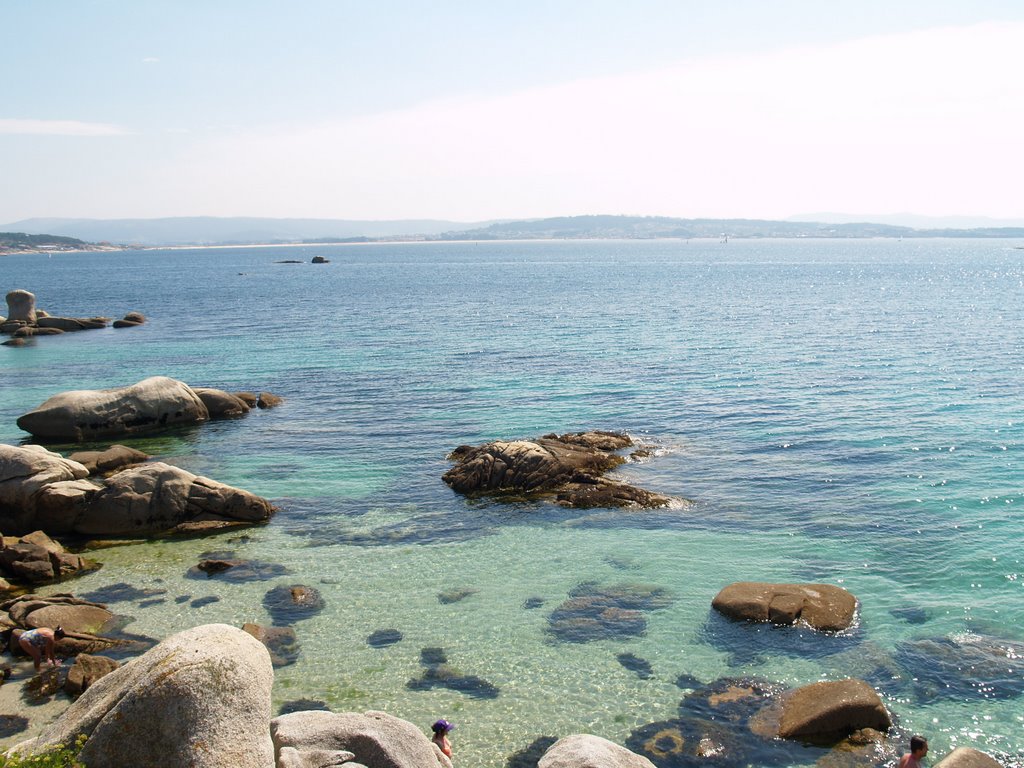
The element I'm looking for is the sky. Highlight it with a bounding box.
[3,1,1024,224]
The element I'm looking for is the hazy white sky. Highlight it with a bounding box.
[3,1,1023,223]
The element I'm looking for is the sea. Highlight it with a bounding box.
[1,238,1023,766]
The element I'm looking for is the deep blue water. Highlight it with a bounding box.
[2,239,1023,765]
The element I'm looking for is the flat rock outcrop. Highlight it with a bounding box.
[271,709,451,768]
[712,582,858,632]
[11,623,276,768]
[539,734,657,768]
[776,679,891,742]
[443,431,674,508]
[17,376,209,441]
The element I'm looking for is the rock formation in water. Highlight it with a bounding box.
[539,734,656,768]
[1,444,275,537]
[16,376,285,441]
[443,431,676,508]
[712,582,858,632]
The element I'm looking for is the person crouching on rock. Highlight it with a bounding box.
[431,719,454,758]
[19,626,65,671]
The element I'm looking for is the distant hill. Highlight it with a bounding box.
[0,216,488,246]
[2,215,1022,247]
[0,231,92,254]
[789,212,1024,229]
[435,215,1024,240]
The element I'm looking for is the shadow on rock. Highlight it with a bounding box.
[546,581,672,643]
[278,698,331,716]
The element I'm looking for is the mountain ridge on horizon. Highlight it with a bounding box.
[3,213,1024,246]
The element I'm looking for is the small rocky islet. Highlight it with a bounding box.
[1,289,144,346]
[0,337,1014,764]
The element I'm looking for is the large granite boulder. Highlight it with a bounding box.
[11,623,276,768]
[6,289,36,323]
[540,734,657,768]
[934,747,1003,768]
[47,462,276,536]
[0,444,90,523]
[271,710,451,768]
[712,582,858,632]
[776,679,891,742]
[3,593,128,658]
[16,376,210,441]
[443,431,674,509]
[1,442,274,536]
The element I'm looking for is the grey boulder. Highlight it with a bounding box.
[11,623,275,768]
[16,376,209,441]
[271,710,451,768]
[539,734,657,768]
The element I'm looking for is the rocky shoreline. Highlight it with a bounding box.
[0,301,1015,766]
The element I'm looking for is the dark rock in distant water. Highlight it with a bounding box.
[438,587,477,604]
[443,430,676,509]
[174,594,191,604]
[190,595,220,608]
[894,632,1024,701]
[311,255,330,264]
[278,698,331,716]
[276,260,304,264]
[192,387,251,419]
[262,584,325,625]
[367,628,403,648]
[523,596,545,609]
[113,311,146,328]
[712,582,858,632]
[137,597,165,608]
[506,735,559,768]
[546,581,672,643]
[617,652,654,679]
[257,391,283,409]
[408,645,500,699]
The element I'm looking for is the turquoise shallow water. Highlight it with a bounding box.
[1,239,1023,765]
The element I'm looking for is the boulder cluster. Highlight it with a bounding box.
[443,430,677,508]
[1,289,145,346]
[15,375,282,442]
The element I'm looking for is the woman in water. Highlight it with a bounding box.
[431,719,454,758]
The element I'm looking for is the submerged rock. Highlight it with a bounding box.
[367,628,403,648]
[443,431,676,509]
[438,587,477,604]
[893,632,1024,701]
[712,582,858,632]
[547,582,672,643]
[617,652,654,679]
[242,622,301,667]
[263,584,325,625]
[408,645,500,699]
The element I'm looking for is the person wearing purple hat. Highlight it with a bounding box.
[431,718,454,758]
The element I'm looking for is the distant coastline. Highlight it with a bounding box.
[3,213,1024,255]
